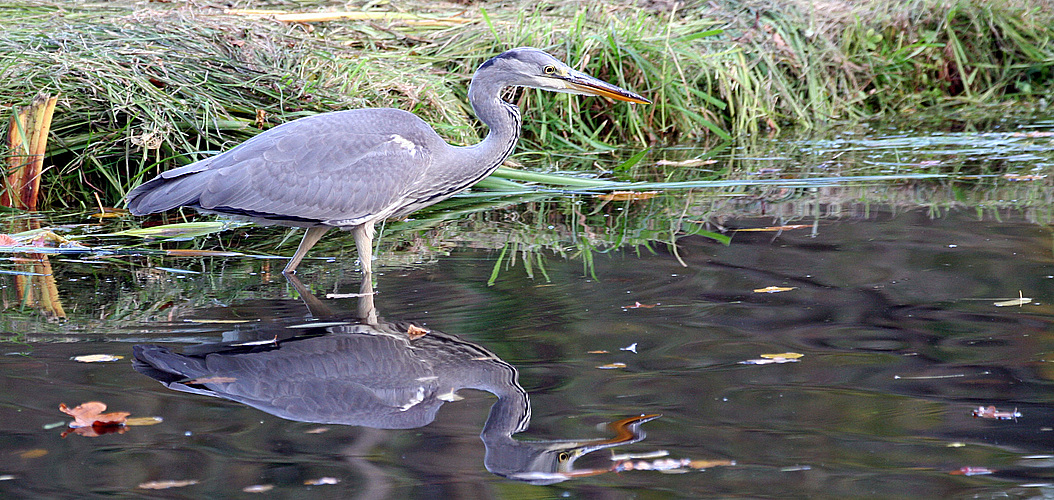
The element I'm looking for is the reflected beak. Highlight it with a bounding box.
[562,70,651,104]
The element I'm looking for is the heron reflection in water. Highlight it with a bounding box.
[133,277,657,484]
[126,48,649,274]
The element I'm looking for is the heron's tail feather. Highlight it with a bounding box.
[132,344,211,385]
[126,161,213,214]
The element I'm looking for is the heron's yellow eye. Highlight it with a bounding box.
[543,65,557,75]
[558,452,570,462]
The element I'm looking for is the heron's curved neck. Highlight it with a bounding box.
[465,75,522,173]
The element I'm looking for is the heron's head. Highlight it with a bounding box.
[476,47,650,104]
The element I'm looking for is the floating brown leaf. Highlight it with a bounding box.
[740,353,802,365]
[597,362,627,369]
[972,405,1021,420]
[689,459,736,469]
[407,324,429,340]
[753,286,797,293]
[59,401,129,429]
[124,417,164,427]
[72,354,123,363]
[138,479,199,489]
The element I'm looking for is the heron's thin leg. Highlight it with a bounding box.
[352,221,375,275]
[284,226,331,274]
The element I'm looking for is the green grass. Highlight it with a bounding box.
[0,0,1052,209]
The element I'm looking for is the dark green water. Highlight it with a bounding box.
[1,124,1053,498]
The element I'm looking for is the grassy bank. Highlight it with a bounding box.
[1,0,1053,209]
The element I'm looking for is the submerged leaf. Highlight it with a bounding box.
[19,449,48,459]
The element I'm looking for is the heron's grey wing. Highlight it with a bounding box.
[127,109,444,225]
[134,335,445,428]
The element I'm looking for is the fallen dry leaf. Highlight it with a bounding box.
[138,479,199,489]
[622,301,658,309]
[124,417,164,427]
[753,286,797,293]
[407,324,429,340]
[613,457,734,472]
[972,405,1021,420]
[595,191,659,201]
[72,354,124,363]
[597,362,627,369]
[243,484,274,493]
[740,353,802,365]
[0,234,16,246]
[587,350,610,354]
[689,459,736,469]
[59,401,129,428]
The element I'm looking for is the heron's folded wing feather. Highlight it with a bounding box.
[128,109,441,223]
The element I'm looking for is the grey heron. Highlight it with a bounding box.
[132,276,659,484]
[126,47,649,274]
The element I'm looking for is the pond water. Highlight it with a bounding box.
[1,123,1054,498]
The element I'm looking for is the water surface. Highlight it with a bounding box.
[1,124,1053,498]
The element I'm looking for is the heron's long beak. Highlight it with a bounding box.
[562,70,651,104]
